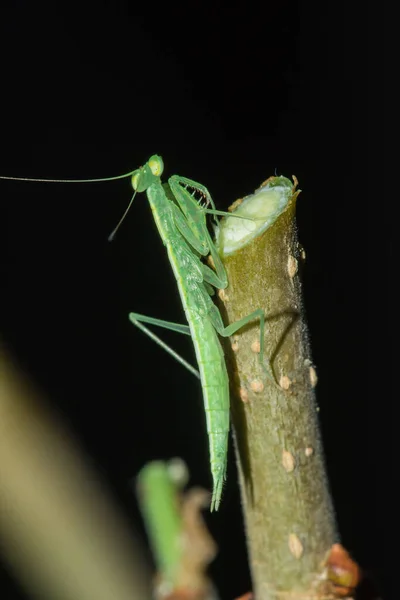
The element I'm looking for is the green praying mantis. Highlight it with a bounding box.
[1,155,269,511]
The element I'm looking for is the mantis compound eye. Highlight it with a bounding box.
[148,155,164,177]
[131,171,140,190]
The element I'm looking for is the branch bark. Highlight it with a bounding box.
[214,176,340,599]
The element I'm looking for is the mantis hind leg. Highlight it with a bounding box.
[129,313,200,379]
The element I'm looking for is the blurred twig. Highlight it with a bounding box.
[137,460,218,600]
[0,340,152,600]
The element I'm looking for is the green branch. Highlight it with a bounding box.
[137,460,218,600]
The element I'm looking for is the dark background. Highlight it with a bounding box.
[1,1,385,599]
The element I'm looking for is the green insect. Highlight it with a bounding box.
[1,156,267,511]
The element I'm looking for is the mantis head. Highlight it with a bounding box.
[109,155,164,241]
[131,155,164,192]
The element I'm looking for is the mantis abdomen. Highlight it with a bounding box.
[188,313,229,512]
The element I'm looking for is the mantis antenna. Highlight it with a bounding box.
[0,169,141,242]
[0,172,136,183]
[108,190,138,241]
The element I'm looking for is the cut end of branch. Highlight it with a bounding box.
[215,176,300,256]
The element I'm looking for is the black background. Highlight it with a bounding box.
[1,1,386,599]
